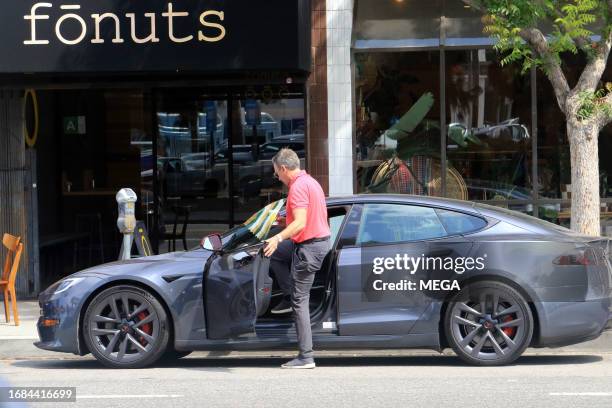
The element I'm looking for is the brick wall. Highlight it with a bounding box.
[306,0,329,194]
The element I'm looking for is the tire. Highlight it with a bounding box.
[444,280,533,366]
[83,285,171,369]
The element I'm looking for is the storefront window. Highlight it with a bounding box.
[36,89,153,287]
[444,2,490,46]
[230,97,305,223]
[352,0,611,232]
[445,49,533,212]
[355,51,442,195]
[354,0,441,48]
[155,91,230,253]
[154,90,305,253]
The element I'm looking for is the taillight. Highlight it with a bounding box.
[553,248,598,266]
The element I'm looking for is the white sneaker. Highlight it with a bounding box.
[281,358,316,369]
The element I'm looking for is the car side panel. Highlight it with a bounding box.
[337,238,472,336]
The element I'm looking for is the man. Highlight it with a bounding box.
[263,148,330,369]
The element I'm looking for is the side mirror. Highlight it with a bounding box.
[201,234,223,252]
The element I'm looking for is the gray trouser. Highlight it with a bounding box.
[270,238,330,361]
[270,240,295,297]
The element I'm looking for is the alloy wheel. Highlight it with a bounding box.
[87,292,160,364]
[449,289,528,361]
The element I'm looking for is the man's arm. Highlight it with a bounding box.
[263,208,307,257]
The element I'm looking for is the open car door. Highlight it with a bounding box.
[204,246,272,339]
[203,200,283,340]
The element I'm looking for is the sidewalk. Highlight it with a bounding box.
[1,300,611,360]
[0,300,39,340]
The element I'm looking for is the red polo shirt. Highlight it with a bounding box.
[286,170,330,243]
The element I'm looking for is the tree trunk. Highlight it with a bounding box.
[567,120,601,236]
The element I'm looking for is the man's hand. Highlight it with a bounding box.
[263,208,306,257]
[264,235,280,257]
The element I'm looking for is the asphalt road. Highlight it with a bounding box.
[1,352,612,408]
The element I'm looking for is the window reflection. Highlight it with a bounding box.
[355,51,442,196]
[354,0,441,47]
[446,49,533,213]
[156,95,230,253]
[231,98,305,223]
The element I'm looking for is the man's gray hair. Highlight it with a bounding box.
[272,148,301,170]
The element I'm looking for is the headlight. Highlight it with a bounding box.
[50,277,85,294]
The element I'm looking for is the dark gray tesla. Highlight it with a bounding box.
[35,195,612,368]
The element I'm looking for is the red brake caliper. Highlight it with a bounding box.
[502,315,517,337]
[137,311,152,346]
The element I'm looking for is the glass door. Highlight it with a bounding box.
[152,88,306,253]
[230,96,306,223]
[154,90,230,253]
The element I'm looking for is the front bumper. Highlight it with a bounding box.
[35,298,81,354]
[34,276,102,355]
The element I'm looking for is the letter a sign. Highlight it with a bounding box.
[63,116,86,135]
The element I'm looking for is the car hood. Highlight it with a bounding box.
[68,249,213,279]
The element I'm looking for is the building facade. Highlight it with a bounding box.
[331,0,612,229]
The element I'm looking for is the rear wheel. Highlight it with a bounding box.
[444,281,533,366]
[83,285,170,368]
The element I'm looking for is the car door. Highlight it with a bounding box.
[204,245,272,339]
[203,200,284,340]
[336,202,474,336]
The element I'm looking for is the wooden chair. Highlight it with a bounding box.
[1,234,24,326]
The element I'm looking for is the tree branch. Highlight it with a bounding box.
[519,27,571,114]
[596,92,612,129]
[574,29,612,95]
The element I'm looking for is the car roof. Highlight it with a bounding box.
[324,194,584,237]
[325,194,479,212]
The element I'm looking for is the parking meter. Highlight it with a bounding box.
[116,188,137,260]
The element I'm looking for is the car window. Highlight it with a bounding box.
[435,209,487,235]
[328,208,347,244]
[356,203,447,245]
[475,202,573,233]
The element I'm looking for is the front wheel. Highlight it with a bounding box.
[83,285,170,368]
[444,281,533,366]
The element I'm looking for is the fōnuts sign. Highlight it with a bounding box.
[0,0,311,74]
[24,3,226,46]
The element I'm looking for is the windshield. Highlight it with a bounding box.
[220,199,286,252]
